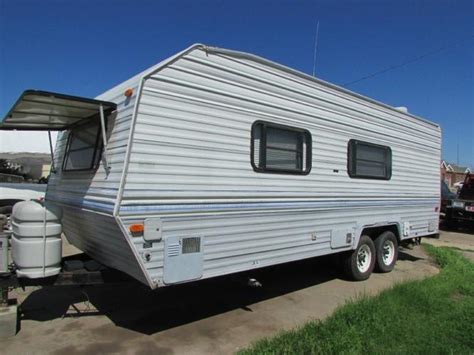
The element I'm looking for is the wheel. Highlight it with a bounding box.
[343,235,376,281]
[444,214,456,230]
[0,205,12,215]
[374,231,398,273]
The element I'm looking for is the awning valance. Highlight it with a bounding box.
[0,90,116,131]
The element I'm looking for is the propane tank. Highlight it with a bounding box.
[11,200,62,278]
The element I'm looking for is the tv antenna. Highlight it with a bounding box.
[312,21,320,77]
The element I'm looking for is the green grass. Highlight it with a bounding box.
[240,245,474,354]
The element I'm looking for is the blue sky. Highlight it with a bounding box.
[1,0,473,166]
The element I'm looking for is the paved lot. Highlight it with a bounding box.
[424,226,474,261]
[3,229,472,355]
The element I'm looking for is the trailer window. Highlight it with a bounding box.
[251,121,311,175]
[348,140,391,180]
[63,120,102,171]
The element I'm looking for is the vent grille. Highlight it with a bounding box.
[182,237,201,254]
[167,242,180,257]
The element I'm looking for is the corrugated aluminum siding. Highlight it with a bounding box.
[62,207,147,284]
[45,77,146,282]
[123,47,440,201]
[118,47,440,286]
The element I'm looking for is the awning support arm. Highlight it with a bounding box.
[48,131,56,174]
[99,104,110,176]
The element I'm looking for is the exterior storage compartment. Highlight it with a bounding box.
[11,201,62,278]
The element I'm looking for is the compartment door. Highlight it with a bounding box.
[163,235,204,284]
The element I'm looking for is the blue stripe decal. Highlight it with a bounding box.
[118,198,438,214]
[46,196,438,215]
[46,197,114,214]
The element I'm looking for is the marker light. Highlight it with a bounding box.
[124,88,133,97]
[129,223,144,234]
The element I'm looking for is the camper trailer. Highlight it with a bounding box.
[1,44,441,289]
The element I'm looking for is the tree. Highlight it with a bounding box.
[0,159,32,179]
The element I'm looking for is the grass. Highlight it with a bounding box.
[240,245,474,354]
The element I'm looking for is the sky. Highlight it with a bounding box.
[0,0,473,166]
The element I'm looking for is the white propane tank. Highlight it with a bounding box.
[11,200,62,278]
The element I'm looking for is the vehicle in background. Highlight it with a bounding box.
[445,173,474,228]
[453,181,464,193]
[0,182,46,213]
[441,180,456,214]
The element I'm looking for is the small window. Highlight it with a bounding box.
[63,120,103,171]
[348,139,391,180]
[251,121,312,175]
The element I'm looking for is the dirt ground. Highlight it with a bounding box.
[2,228,472,355]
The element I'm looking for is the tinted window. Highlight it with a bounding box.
[251,121,311,175]
[459,175,474,200]
[63,120,102,171]
[348,140,391,180]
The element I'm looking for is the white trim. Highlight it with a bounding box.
[113,77,145,217]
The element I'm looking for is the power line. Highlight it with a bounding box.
[343,35,474,87]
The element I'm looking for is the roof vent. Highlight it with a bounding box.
[395,106,408,113]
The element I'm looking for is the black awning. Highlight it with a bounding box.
[0,90,117,131]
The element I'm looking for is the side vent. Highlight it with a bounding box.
[167,242,180,257]
[182,237,201,254]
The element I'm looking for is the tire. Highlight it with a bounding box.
[444,214,456,231]
[0,205,13,215]
[343,235,376,281]
[374,231,398,273]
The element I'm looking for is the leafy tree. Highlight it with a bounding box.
[0,159,33,180]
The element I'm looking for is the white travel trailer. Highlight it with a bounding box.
[1,44,441,289]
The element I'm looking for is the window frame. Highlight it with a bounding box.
[250,120,312,175]
[347,139,392,180]
[62,118,104,172]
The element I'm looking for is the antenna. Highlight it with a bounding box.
[456,128,461,165]
[312,21,320,77]
[457,139,460,165]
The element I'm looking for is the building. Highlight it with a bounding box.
[441,160,471,188]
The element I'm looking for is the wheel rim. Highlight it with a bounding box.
[382,240,395,265]
[357,244,372,273]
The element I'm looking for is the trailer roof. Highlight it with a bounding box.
[201,46,440,129]
[131,44,439,129]
[0,90,117,131]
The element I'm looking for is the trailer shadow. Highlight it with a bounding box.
[19,247,430,336]
[20,254,340,335]
[398,250,424,262]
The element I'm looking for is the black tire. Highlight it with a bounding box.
[374,231,398,273]
[343,235,376,281]
[444,214,456,231]
[0,205,13,215]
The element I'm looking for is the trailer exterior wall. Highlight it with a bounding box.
[117,46,440,288]
[45,77,147,281]
[44,46,208,286]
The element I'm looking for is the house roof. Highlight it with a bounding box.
[441,161,472,173]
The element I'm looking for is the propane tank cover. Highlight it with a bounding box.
[11,201,63,278]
